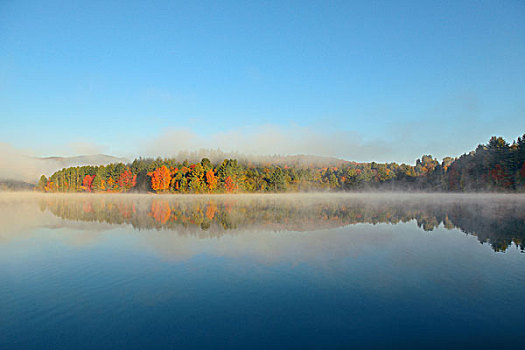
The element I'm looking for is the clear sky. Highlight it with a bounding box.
[1,0,524,163]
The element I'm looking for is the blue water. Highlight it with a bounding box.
[0,194,524,349]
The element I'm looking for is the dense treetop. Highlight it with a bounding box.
[37,134,525,193]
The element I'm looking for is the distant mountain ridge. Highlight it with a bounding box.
[37,154,128,168]
[0,154,128,184]
[0,179,34,191]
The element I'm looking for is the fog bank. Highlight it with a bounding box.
[0,143,127,182]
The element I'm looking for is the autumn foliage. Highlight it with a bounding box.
[224,176,237,193]
[81,175,96,192]
[37,134,525,193]
[117,170,137,191]
[206,170,218,192]
[148,165,171,192]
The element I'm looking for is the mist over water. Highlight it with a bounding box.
[2,192,524,254]
[1,192,524,349]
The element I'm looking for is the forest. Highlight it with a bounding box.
[36,134,525,193]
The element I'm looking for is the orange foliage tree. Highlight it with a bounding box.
[224,176,238,193]
[45,181,56,192]
[148,166,171,192]
[106,177,115,192]
[206,170,218,192]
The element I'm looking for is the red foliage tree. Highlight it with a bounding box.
[117,170,137,191]
[489,164,513,188]
[82,175,96,192]
[490,164,505,182]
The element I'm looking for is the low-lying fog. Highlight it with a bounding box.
[1,192,524,261]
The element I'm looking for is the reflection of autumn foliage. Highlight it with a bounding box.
[41,196,525,252]
[206,202,217,220]
[82,202,93,213]
[150,200,171,224]
[223,201,234,214]
[118,202,134,219]
[148,166,171,192]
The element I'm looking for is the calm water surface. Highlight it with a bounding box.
[1,193,524,349]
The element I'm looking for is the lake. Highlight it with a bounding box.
[1,193,524,349]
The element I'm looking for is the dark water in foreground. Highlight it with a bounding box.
[1,193,524,349]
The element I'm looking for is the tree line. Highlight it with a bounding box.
[37,134,525,193]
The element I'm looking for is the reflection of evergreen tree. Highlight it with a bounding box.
[41,196,525,252]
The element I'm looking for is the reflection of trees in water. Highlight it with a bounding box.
[40,196,525,252]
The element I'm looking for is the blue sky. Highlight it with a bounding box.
[1,0,524,163]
